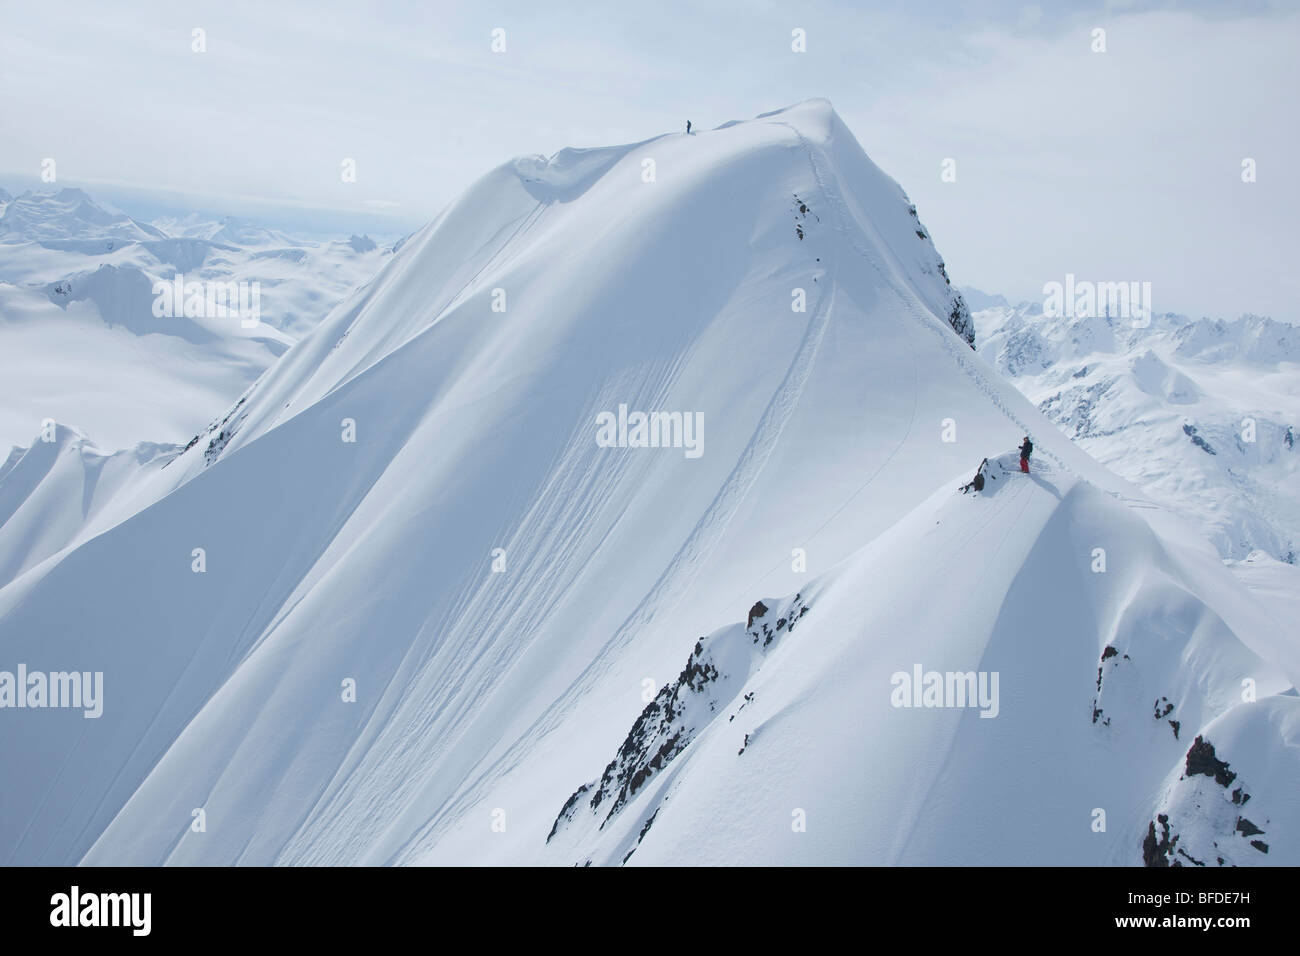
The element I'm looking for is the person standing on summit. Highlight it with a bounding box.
[1019,436,1033,473]
[686,120,692,134]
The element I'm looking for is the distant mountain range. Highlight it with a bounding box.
[967,290,1299,566]
[0,186,396,450]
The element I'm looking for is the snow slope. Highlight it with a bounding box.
[548,455,1297,866]
[973,301,1300,563]
[0,101,1294,867]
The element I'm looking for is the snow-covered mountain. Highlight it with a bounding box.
[148,211,297,247]
[0,188,393,450]
[0,188,164,242]
[1,101,1295,867]
[972,300,1299,565]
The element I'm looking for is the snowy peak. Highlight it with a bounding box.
[177,99,975,472]
[205,217,294,247]
[0,188,164,242]
[1173,314,1300,365]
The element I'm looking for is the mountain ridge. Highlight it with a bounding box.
[2,101,1294,867]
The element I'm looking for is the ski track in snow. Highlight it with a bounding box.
[276,208,833,863]
[382,149,842,863]
[274,369,680,864]
[431,199,551,327]
[387,112,1088,864]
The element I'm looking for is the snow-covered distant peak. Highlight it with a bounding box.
[1173,313,1300,365]
[979,303,1300,373]
[957,286,1010,312]
[147,212,292,247]
[0,188,165,242]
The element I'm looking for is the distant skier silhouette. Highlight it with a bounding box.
[686,120,692,134]
[1019,436,1033,473]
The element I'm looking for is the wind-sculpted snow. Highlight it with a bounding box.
[512,144,639,202]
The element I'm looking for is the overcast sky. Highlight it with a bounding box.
[2,0,1297,319]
